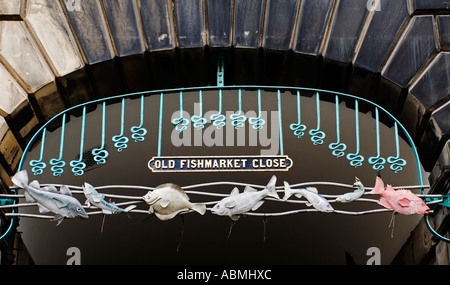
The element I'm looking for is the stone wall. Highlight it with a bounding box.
[1,0,450,264]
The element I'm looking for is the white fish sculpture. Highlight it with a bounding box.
[335,177,365,203]
[143,183,207,221]
[283,181,334,213]
[11,170,89,225]
[82,183,137,215]
[211,175,279,221]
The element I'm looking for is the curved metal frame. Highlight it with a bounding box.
[0,85,447,244]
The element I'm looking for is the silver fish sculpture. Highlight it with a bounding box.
[211,175,279,221]
[283,181,334,213]
[143,183,207,221]
[82,183,137,215]
[11,170,89,225]
[335,177,365,203]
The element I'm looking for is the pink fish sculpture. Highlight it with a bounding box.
[369,176,430,215]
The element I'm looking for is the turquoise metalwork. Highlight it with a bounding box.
[368,108,386,171]
[309,93,326,145]
[248,89,266,131]
[210,89,226,129]
[346,100,364,168]
[49,113,67,176]
[2,84,449,243]
[191,90,207,130]
[172,91,190,132]
[130,95,148,142]
[328,95,347,158]
[69,106,87,176]
[230,89,247,129]
[29,129,47,176]
[92,101,109,164]
[112,98,129,151]
[290,90,307,138]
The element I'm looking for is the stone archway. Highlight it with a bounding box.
[1,0,449,264]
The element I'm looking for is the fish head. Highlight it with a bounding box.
[68,203,89,219]
[143,191,160,205]
[82,183,96,195]
[210,202,226,216]
[323,203,334,213]
[353,177,365,191]
[416,199,430,214]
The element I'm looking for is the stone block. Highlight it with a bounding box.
[319,59,352,94]
[0,117,23,175]
[62,0,114,64]
[207,0,232,47]
[428,140,450,194]
[0,0,24,20]
[354,0,410,72]
[117,54,152,93]
[232,48,262,85]
[409,53,450,110]
[147,50,180,90]
[289,53,322,88]
[0,21,54,93]
[28,82,65,123]
[25,0,84,77]
[411,0,450,11]
[174,0,206,48]
[86,60,125,99]
[57,68,96,107]
[437,16,450,51]
[324,0,369,62]
[382,16,438,88]
[102,0,145,57]
[234,0,265,48]
[0,63,28,117]
[4,100,40,147]
[263,0,299,51]
[138,0,175,51]
[418,102,450,171]
[292,0,334,56]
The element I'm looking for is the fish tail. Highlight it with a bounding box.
[369,176,385,195]
[11,170,29,189]
[123,205,137,212]
[191,203,207,215]
[283,181,297,201]
[266,175,279,199]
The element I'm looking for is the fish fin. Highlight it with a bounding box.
[378,197,393,210]
[251,201,264,211]
[306,187,318,193]
[225,201,236,209]
[85,200,91,207]
[369,176,385,195]
[191,203,206,215]
[102,209,113,215]
[92,195,103,203]
[37,204,50,213]
[230,187,240,196]
[24,192,35,203]
[124,205,137,212]
[160,199,171,208]
[305,201,312,207]
[398,198,411,207]
[244,186,257,193]
[43,185,58,193]
[59,185,72,196]
[282,181,293,201]
[230,215,240,221]
[266,175,279,199]
[29,180,40,189]
[52,197,67,209]
[155,210,182,221]
[11,170,29,189]
[148,206,154,214]
[157,183,189,200]
[51,215,65,226]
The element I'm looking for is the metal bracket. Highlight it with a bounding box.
[217,57,224,87]
[0,199,14,206]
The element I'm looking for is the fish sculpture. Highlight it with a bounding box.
[82,183,137,215]
[368,176,430,215]
[283,182,334,213]
[211,175,279,221]
[143,183,207,221]
[11,170,89,225]
[336,177,365,203]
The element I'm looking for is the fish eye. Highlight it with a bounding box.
[77,207,82,212]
